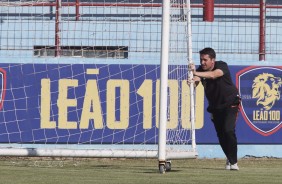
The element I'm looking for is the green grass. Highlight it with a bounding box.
[0,157,281,184]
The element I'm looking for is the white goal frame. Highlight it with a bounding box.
[0,0,198,162]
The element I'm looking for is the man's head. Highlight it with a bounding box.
[199,47,216,71]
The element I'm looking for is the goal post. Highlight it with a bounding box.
[158,0,197,172]
[186,0,197,151]
[158,0,170,165]
[0,0,200,163]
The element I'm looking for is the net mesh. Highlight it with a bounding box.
[0,0,201,158]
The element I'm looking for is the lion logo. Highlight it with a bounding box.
[252,73,282,110]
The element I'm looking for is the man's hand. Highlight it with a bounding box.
[187,76,201,87]
[188,63,196,74]
[187,77,194,86]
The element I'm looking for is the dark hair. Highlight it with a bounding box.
[199,47,216,59]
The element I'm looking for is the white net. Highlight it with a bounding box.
[0,0,201,158]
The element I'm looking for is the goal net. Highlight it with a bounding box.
[0,0,203,159]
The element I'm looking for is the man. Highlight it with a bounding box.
[188,47,240,170]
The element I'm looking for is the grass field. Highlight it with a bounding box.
[0,157,281,184]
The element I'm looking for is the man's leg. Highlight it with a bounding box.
[211,106,239,166]
[223,106,239,165]
[211,110,229,158]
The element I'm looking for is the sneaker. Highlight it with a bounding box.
[230,163,239,171]
[225,160,231,170]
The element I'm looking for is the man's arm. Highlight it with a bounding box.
[193,69,223,79]
[188,63,224,79]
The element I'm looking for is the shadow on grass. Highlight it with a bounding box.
[200,167,227,171]
[91,164,123,169]
[142,169,183,174]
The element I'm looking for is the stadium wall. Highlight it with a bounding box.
[0,62,281,158]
